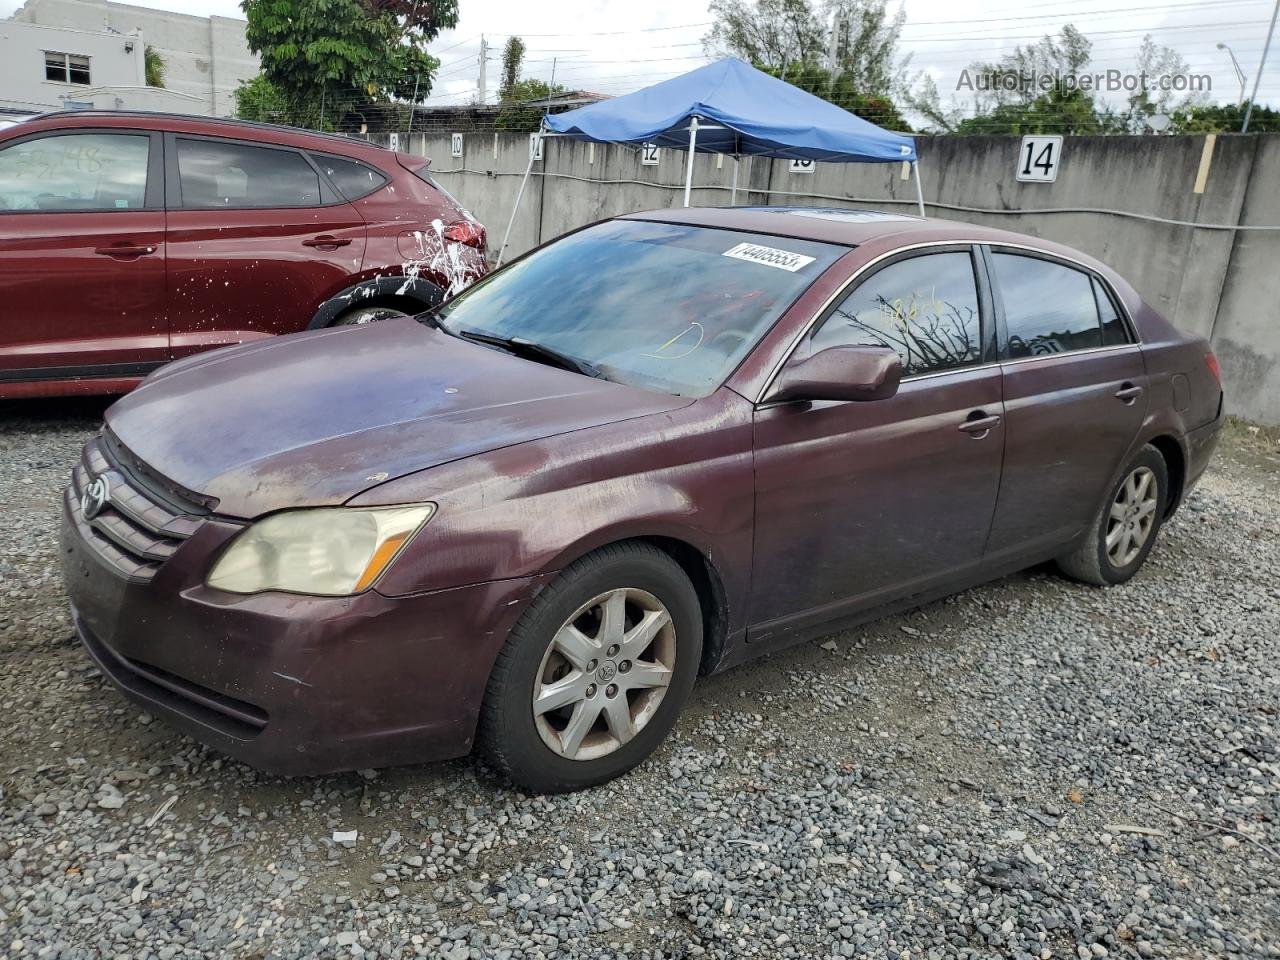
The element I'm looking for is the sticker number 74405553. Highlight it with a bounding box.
[721,242,817,272]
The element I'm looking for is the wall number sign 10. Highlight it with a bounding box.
[1017,136,1062,183]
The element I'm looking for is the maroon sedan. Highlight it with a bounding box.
[60,208,1223,792]
[0,110,485,399]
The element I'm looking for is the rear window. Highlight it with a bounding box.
[436,219,847,397]
[176,138,322,209]
[311,153,387,201]
[994,253,1105,358]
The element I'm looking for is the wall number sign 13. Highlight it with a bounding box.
[1017,136,1062,183]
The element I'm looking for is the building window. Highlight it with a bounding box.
[45,52,91,86]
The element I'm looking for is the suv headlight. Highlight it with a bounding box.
[206,505,435,596]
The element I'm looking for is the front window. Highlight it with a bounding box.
[45,52,91,85]
[434,220,846,397]
[0,133,149,211]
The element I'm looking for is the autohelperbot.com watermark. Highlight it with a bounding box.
[956,69,1212,95]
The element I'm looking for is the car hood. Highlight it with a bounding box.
[106,318,691,518]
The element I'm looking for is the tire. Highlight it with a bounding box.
[331,304,411,326]
[1055,444,1169,586]
[477,543,702,793]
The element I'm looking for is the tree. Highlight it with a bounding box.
[703,0,826,71]
[234,74,291,123]
[495,78,570,132]
[144,44,166,88]
[826,0,908,98]
[1171,101,1280,134]
[758,62,909,129]
[500,36,526,102]
[240,0,458,128]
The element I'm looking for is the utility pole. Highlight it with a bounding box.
[478,35,488,105]
[826,11,841,100]
[1243,0,1279,132]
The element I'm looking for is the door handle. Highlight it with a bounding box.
[1115,383,1144,404]
[94,243,157,259]
[958,412,1001,437]
[302,235,352,249]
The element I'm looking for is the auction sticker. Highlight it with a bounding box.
[722,242,816,272]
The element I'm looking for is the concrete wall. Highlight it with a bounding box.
[407,132,1280,425]
[11,0,259,117]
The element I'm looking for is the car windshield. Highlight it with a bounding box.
[434,219,847,397]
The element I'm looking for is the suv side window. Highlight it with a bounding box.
[993,253,1107,358]
[176,138,322,209]
[310,153,388,201]
[0,133,149,212]
[810,251,982,377]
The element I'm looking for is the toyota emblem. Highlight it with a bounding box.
[82,475,110,521]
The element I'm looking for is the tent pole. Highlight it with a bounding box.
[730,155,739,206]
[913,159,926,217]
[497,126,541,266]
[682,116,700,208]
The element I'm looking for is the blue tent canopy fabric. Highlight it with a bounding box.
[544,57,916,164]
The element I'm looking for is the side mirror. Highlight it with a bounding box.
[767,344,902,404]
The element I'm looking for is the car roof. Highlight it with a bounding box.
[622,205,1092,263]
[9,110,389,160]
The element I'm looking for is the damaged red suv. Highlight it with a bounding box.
[0,111,485,399]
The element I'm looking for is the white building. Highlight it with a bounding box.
[6,0,259,117]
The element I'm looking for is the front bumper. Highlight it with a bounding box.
[61,492,546,776]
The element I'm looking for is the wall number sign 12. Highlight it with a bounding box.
[1017,136,1062,183]
[640,143,660,165]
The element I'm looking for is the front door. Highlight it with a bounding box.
[749,247,1005,642]
[0,130,167,381]
[163,134,367,359]
[982,248,1148,559]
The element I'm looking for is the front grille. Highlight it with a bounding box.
[68,433,206,583]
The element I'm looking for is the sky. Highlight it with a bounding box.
[2,0,1276,115]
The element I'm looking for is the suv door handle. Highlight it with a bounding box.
[1115,383,1144,404]
[958,411,1001,437]
[94,243,157,259]
[302,235,352,249]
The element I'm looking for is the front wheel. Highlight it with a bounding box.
[1056,445,1169,586]
[331,304,411,326]
[477,544,702,793]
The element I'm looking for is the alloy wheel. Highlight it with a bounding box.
[532,588,677,761]
[1106,466,1158,567]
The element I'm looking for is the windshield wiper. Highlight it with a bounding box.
[455,329,607,380]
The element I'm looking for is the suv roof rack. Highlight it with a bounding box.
[28,109,388,150]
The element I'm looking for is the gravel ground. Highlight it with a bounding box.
[1,400,1277,960]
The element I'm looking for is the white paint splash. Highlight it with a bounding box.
[398,218,486,300]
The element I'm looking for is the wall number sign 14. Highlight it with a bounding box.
[1017,135,1062,183]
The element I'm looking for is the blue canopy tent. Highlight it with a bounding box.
[497,57,922,264]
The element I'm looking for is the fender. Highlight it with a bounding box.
[307,275,446,329]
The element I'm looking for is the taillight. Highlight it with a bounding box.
[443,220,486,249]
[1205,351,1222,386]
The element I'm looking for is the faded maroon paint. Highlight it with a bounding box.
[0,112,485,399]
[60,208,1225,775]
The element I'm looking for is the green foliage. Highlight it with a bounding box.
[953,86,1125,135]
[1170,101,1280,134]
[704,0,825,70]
[500,37,526,102]
[239,0,458,128]
[495,79,570,132]
[758,62,910,131]
[234,74,292,124]
[144,44,166,88]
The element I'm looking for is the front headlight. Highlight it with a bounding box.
[206,504,435,596]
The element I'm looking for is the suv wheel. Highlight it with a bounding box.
[332,305,411,326]
[477,544,702,793]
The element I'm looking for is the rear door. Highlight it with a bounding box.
[163,134,366,359]
[983,247,1148,559]
[0,129,168,381]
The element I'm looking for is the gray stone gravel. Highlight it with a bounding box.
[1,401,1278,959]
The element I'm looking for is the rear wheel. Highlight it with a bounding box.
[1056,445,1168,585]
[477,544,702,793]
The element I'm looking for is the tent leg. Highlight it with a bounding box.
[682,117,700,208]
[913,160,926,217]
[497,128,541,266]
[731,155,739,206]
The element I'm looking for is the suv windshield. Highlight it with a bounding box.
[434,219,847,397]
